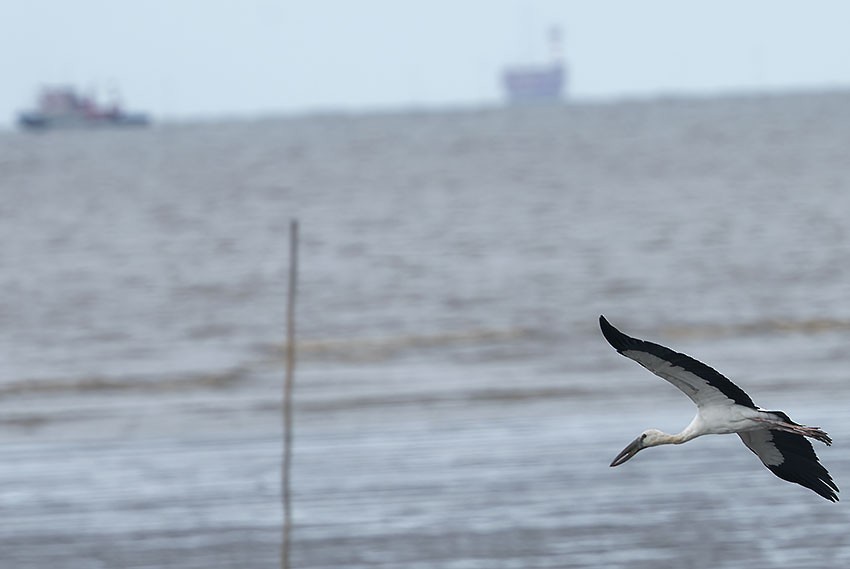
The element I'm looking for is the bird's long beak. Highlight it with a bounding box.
[610,436,643,467]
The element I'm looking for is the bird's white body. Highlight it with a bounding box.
[600,315,837,501]
[687,405,768,437]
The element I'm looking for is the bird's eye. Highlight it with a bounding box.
[641,434,647,440]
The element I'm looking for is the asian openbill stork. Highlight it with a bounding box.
[600,315,838,501]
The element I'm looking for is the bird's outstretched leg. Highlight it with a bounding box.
[753,415,832,446]
[783,423,833,446]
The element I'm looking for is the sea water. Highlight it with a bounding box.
[1,92,850,568]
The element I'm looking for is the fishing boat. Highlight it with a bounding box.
[17,86,150,130]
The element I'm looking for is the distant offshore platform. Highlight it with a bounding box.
[501,26,567,104]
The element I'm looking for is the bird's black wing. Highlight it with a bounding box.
[739,429,839,502]
[599,315,756,409]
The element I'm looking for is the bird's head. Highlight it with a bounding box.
[609,429,666,467]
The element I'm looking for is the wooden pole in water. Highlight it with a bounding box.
[282,219,298,569]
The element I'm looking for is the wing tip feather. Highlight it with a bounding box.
[599,315,629,352]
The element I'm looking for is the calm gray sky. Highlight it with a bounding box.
[3,0,850,126]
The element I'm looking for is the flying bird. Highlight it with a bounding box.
[600,315,838,501]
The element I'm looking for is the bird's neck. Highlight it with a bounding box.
[656,430,699,446]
